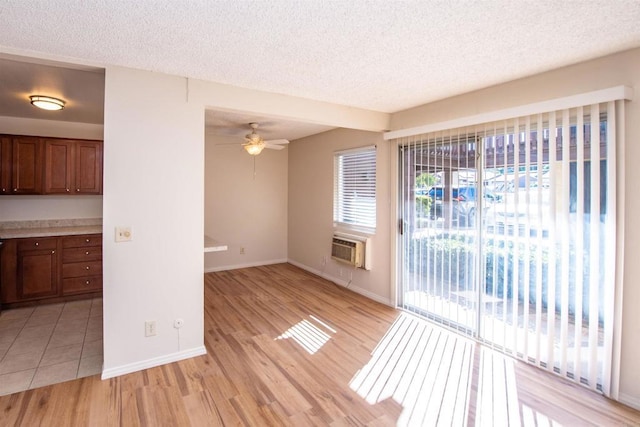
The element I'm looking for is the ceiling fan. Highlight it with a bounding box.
[242,123,289,155]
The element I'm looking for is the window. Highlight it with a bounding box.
[333,146,377,232]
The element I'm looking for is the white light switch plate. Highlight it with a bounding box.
[115,226,132,242]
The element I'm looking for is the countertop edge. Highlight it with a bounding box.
[0,226,103,239]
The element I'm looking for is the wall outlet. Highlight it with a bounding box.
[115,226,132,242]
[174,318,184,329]
[145,320,157,337]
[240,247,245,255]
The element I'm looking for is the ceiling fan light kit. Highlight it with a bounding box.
[244,142,265,155]
[29,95,66,111]
[240,122,289,156]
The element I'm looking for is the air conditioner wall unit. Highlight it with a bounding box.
[331,233,371,270]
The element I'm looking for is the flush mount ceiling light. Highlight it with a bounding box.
[29,95,65,111]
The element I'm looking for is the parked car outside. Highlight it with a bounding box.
[427,186,500,227]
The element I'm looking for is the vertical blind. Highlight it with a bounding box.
[395,100,620,395]
[333,146,377,230]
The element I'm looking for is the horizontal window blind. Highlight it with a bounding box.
[334,146,377,231]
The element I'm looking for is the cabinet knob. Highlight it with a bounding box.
[35,242,39,246]
[86,266,90,270]
[13,188,17,192]
[86,251,89,255]
[85,239,90,243]
[85,280,90,285]
[1,188,5,192]
[76,189,80,192]
[66,188,70,192]
[52,250,55,254]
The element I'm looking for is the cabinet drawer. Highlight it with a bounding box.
[62,246,102,263]
[17,237,57,251]
[62,260,102,278]
[62,276,102,295]
[62,234,102,248]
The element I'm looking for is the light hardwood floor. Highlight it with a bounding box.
[1,263,638,426]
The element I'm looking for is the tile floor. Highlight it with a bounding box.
[0,297,103,396]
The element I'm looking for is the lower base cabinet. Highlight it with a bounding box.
[61,234,102,295]
[17,237,59,299]
[0,233,102,307]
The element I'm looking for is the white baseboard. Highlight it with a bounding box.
[204,258,288,273]
[618,392,640,411]
[287,259,392,306]
[101,346,207,380]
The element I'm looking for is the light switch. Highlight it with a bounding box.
[115,226,132,242]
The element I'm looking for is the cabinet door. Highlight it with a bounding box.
[17,245,58,300]
[12,136,42,194]
[44,139,73,194]
[0,239,18,303]
[75,141,102,194]
[0,135,11,194]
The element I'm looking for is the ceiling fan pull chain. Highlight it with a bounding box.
[253,156,257,180]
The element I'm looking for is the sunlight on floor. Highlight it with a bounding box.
[275,315,335,355]
[349,312,564,426]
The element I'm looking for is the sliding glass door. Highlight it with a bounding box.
[398,103,616,392]
[399,134,480,334]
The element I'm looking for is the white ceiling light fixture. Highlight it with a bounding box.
[242,123,289,156]
[29,95,65,111]
[244,141,266,156]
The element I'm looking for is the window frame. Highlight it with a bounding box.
[333,145,377,234]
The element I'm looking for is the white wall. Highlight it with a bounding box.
[390,48,640,407]
[204,133,288,271]
[101,67,205,377]
[0,116,103,221]
[288,128,391,305]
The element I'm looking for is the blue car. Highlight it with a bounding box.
[427,186,500,226]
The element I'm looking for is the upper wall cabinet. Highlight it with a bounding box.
[4,136,43,195]
[44,139,103,194]
[0,135,11,194]
[0,134,103,196]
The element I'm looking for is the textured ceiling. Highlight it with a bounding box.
[205,110,333,141]
[1,1,639,115]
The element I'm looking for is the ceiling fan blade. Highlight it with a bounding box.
[265,144,285,150]
[264,139,289,145]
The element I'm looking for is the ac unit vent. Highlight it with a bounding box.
[331,236,364,268]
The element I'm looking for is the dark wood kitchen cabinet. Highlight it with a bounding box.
[0,134,102,196]
[44,138,103,195]
[0,134,43,195]
[16,237,59,300]
[0,135,10,194]
[0,234,102,308]
[61,234,102,295]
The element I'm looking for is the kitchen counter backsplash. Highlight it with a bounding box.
[0,218,102,239]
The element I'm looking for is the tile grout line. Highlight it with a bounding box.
[0,307,34,365]
[27,303,69,390]
[75,300,95,379]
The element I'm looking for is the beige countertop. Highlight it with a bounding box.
[0,219,102,239]
[204,235,228,252]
